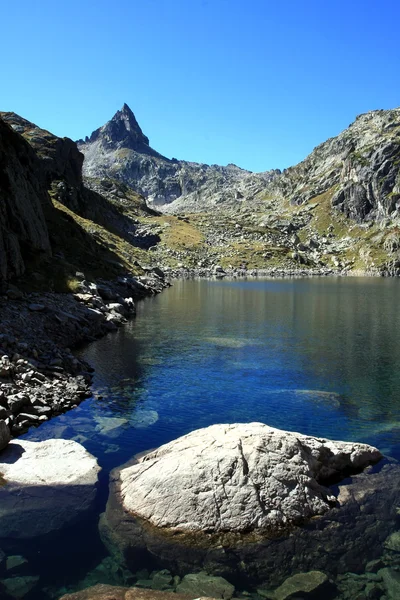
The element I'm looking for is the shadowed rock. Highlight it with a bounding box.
[60,583,216,600]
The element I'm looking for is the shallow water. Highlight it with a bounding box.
[7,277,400,597]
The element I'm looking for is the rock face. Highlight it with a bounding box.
[100,423,392,586]
[113,423,381,533]
[0,117,51,280]
[78,104,278,211]
[269,108,400,223]
[0,439,100,539]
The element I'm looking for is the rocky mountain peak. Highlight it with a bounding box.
[79,103,151,153]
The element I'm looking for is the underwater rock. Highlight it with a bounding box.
[95,416,129,438]
[1,575,39,599]
[384,531,400,552]
[0,439,100,539]
[59,583,216,599]
[100,422,389,586]
[268,571,333,600]
[130,409,159,428]
[176,572,235,599]
[379,568,400,599]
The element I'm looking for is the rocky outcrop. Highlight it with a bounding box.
[100,423,391,586]
[0,118,51,280]
[0,438,100,539]
[78,104,278,211]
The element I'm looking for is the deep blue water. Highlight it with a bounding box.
[10,277,400,596]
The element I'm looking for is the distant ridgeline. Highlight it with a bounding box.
[1,104,400,283]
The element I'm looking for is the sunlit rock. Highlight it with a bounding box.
[100,422,390,585]
[0,439,100,539]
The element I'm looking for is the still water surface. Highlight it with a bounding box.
[14,277,400,596]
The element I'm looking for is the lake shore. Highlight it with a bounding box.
[0,271,169,447]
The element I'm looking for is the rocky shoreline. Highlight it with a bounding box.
[0,269,169,447]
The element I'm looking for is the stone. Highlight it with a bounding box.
[28,303,45,312]
[0,439,100,539]
[130,409,159,428]
[151,569,173,590]
[384,531,400,552]
[0,421,10,450]
[1,575,39,598]
[6,555,28,573]
[366,560,385,573]
[94,416,129,438]
[59,583,215,600]
[100,423,393,586]
[177,572,235,599]
[379,568,400,599]
[272,571,332,600]
[6,394,29,414]
[115,423,381,533]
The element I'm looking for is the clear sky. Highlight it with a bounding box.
[2,0,400,172]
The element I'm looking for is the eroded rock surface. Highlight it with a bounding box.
[0,438,100,539]
[116,423,381,532]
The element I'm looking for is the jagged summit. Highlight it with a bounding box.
[78,103,161,156]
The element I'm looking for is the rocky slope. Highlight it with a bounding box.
[77,104,400,276]
[269,108,400,222]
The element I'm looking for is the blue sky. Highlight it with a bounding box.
[2,0,399,172]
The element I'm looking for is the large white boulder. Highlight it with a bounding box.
[100,422,389,586]
[118,422,381,532]
[0,438,100,539]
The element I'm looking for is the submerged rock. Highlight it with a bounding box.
[60,583,215,600]
[267,571,333,600]
[130,409,159,429]
[0,439,100,539]
[176,572,235,599]
[100,422,389,585]
[1,575,39,599]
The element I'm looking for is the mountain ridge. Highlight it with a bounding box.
[77,104,279,210]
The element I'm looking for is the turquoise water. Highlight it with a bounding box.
[8,277,400,597]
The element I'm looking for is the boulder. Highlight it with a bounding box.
[379,568,400,599]
[113,423,381,533]
[177,572,234,599]
[0,439,100,539]
[269,571,333,600]
[1,575,39,599]
[100,423,393,586]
